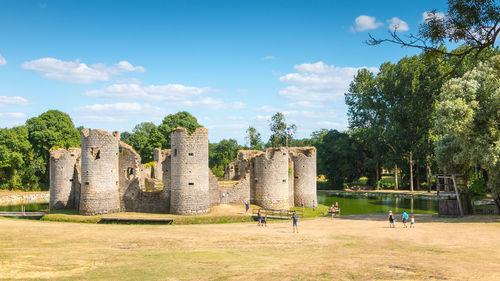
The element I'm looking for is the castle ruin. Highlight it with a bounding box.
[49,127,317,215]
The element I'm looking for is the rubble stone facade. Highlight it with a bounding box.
[170,127,210,215]
[79,129,121,215]
[49,126,317,215]
[49,147,81,209]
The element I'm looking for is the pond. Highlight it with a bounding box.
[0,203,49,212]
[317,191,438,215]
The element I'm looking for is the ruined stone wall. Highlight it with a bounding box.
[118,141,141,212]
[153,148,163,179]
[209,169,221,206]
[290,147,317,207]
[161,149,171,212]
[79,129,120,215]
[170,127,210,215]
[133,190,168,213]
[253,147,289,209]
[288,157,295,208]
[49,147,81,210]
[225,174,251,204]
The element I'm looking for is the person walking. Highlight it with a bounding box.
[257,210,262,226]
[292,211,299,233]
[388,210,395,228]
[312,200,316,211]
[402,210,408,228]
[245,202,249,214]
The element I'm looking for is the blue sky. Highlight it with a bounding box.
[0,0,448,143]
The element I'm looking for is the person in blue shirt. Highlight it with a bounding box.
[402,210,408,228]
[245,202,249,214]
[292,211,299,233]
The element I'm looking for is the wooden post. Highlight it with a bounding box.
[452,175,464,216]
[436,175,441,196]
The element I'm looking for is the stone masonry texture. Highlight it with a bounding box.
[170,127,210,215]
[79,129,121,215]
[49,147,81,210]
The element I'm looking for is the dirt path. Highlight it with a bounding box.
[0,214,499,280]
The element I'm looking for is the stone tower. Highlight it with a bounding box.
[79,129,121,215]
[49,147,81,210]
[290,147,317,207]
[253,147,290,209]
[170,127,210,215]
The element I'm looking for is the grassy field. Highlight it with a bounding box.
[1,213,499,280]
[41,204,330,224]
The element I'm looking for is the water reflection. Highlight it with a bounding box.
[318,191,437,215]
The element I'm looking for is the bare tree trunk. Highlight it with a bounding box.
[426,134,431,190]
[376,162,380,183]
[394,164,398,190]
[416,159,420,191]
[410,151,414,192]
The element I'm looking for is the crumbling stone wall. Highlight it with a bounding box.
[49,147,81,210]
[290,147,317,207]
[170,127,210,215]
[153,148,163,179]
[118,141,141,212]
[161,149,171,212]
[209,169,221,206]
[79,129,121,215]
[225,174,251,204]
[253,147,290,209]
[288,157,295,208]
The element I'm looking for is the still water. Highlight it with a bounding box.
[0,203,49,212]
[318,191,438,215]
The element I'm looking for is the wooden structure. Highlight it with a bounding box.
[252,207,304,220]
[435,174,471,216]
[0,211,48,218]
[99,217,175,224]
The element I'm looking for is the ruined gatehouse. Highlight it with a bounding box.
[49,127,317,215]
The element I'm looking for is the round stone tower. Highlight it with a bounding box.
[49,147,81,210]
[253,147,290,209]
[290,147,317,207]
[79,129,121,215]
[170,127,210,215]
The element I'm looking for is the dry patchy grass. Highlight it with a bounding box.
[0,214,499,280]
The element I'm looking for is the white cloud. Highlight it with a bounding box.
[22,58,145,83]
[0,54,6,66]
[263,56,275,60]
[0,112,27,119]
[286,101,323,108]
[387,17,409,32]
[278,61,378,102]
[0,112,27,127]
[73,102,168,124]
[0,96,28,105]
[283,110,337,119]
[85,83,209,101]
[351,15,383,32]
[421,11,446,23]
[74,102,150,113]
[257,105,281,112]
[175,97,247,110]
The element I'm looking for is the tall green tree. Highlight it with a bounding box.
[433,55,500,211]
[245,126,264,150]
[267,112,296,147]
[158,111,201,148]
[209,139,241,177]
[25,110,80,186]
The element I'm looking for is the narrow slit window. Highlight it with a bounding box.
[188,182,194,186]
